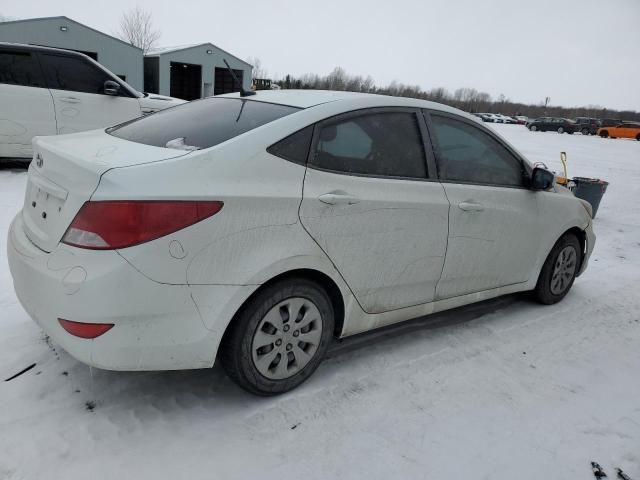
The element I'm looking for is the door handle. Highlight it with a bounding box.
[59,96,80,104]
[458,201,484,212]
[318,192,360,205]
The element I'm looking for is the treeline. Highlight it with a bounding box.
[274,67,640,122]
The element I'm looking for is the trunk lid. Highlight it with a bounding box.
[22,129,190,252]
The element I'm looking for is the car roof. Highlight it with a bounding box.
[217,89,474,119]
[0,41,87,56]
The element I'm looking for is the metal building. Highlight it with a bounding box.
[0,16,143,90]
[144,43,252,100]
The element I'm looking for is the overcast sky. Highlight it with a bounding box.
[3,0,639,111]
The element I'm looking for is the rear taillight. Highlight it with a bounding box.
[62,200,223,250]
[58,319,114,339]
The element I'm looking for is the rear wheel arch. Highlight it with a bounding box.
[220,269,346,352]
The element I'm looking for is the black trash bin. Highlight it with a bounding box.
[572,177,609,218]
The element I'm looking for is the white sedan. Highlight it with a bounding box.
[7,90,595,395]
[0,42,185,161]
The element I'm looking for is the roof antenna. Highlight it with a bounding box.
[223,59,255,97]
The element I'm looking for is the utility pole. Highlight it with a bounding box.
[544,97,550,116]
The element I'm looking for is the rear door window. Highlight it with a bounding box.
[109,98,300,150]
[0,50,46,88]
[310,111,428,178]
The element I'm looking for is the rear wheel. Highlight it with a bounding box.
[220,278,334,395]
[557,127,564,134]
[534,233,581,305]
[581,128,589,135]
[530,125,537,131]
[636,134,640,141]
[600,131,609,138]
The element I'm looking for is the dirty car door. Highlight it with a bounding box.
[299,108,450,314]
[38,52,141,135]
[0,48,56,158]
[426,111,540,299]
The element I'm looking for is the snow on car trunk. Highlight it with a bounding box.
[21,130,190,252]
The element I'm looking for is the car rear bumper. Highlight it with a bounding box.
[7,213,236,371]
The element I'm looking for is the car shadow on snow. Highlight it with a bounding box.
[53,292,530,412]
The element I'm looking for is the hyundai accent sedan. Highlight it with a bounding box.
[8,90,595,395]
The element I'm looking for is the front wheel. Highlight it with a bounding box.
[600,131,609,138]
[530,125,537,131]
[557,127,564,134]
[534,233,581,305]
[636,134,640,141]
[220,278,334,395]
[581,128,589,135]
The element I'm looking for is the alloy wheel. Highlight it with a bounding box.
[550,246,577,295]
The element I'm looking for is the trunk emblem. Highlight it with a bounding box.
[35,154,43,168]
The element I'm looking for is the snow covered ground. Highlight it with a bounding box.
[1,125,638,480]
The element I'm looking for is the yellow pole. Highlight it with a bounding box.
[560,151,568,180]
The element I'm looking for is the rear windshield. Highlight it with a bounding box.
[108,97,300,150]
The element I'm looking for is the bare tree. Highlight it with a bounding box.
[246,57,267,80]
[116,6,161,54]
[273,66,640,121]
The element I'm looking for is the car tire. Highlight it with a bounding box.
[557,127,564,134]
[220,278,335,396]
[530,125,537,131]
[600,131,609,138]
[636,134,640,141]
[534,233,581,305]
[581,128,589,135]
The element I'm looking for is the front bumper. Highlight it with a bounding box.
[578,219,596,276]
[7,213,245,371]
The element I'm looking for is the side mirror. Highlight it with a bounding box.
[530,167,555,191]
[104,80,121,96]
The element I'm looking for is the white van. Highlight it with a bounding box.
[0,42,185,161]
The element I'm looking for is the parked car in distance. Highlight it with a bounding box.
[601,118,622,128]
[527,117,578,134]
[574,117,601,135]
[514,115,529,125]
[8,90,595,395]
[597,122,640,140]
[495,114,517,124]
[0,42,186,161]
[477,112,500,123]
